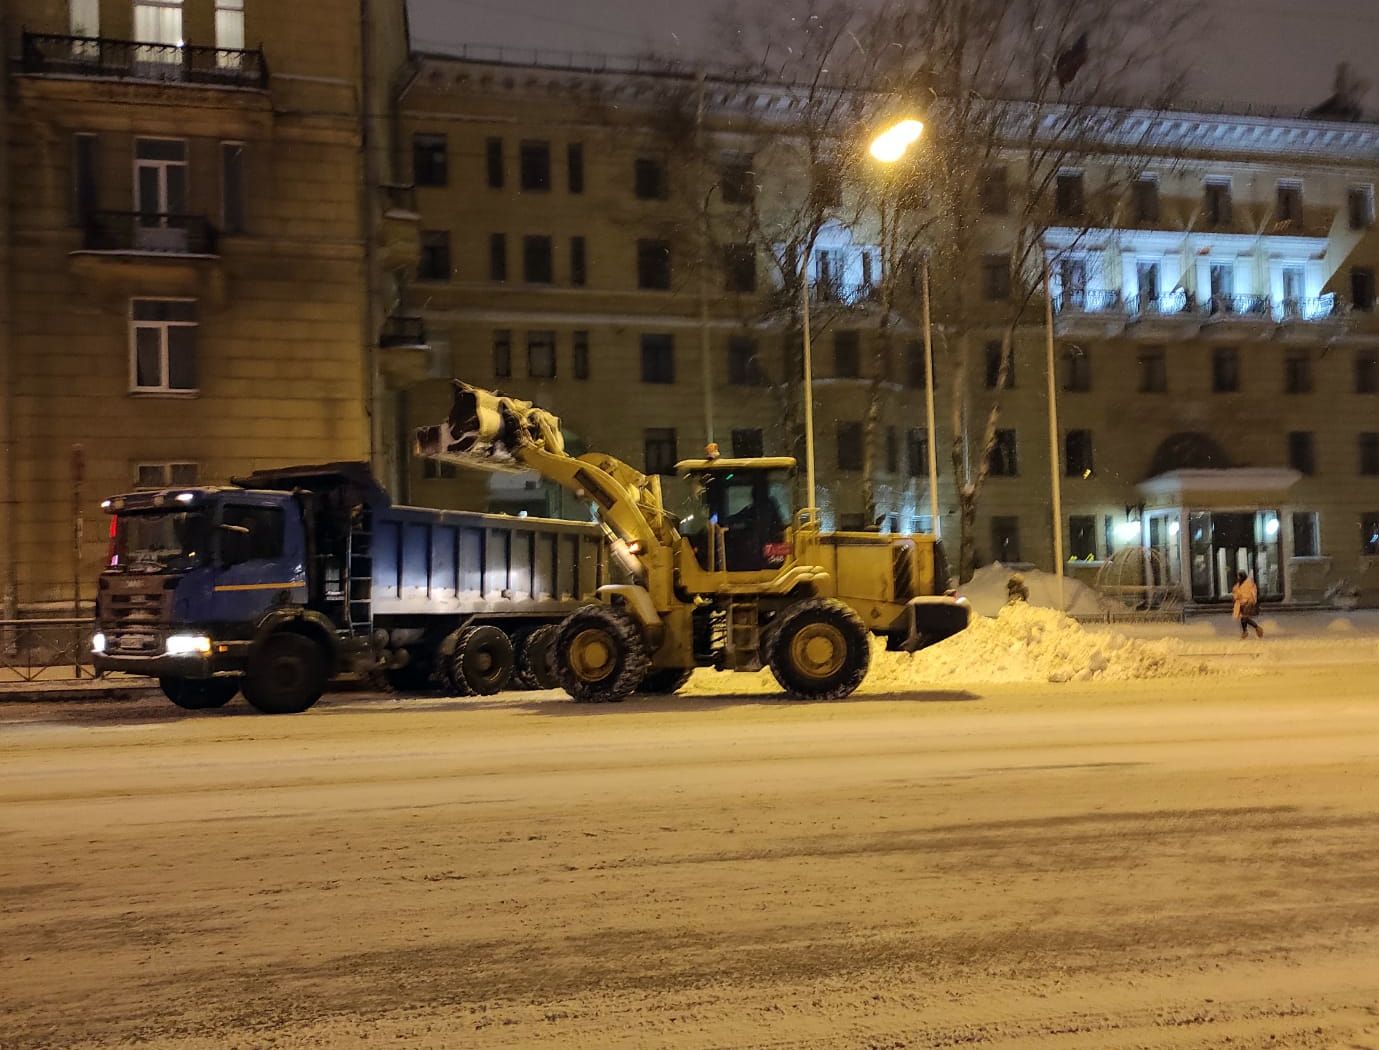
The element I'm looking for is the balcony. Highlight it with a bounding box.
[69,212,224,306]
[378,315,432,387]
[1199,293,1274,341]
[1052,289,1127,338]
[20,32,269,90]
[1125,290,1201,339]
[1274,295,1352,344]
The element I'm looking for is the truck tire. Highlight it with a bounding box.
[637,667,693,695]
[766,598,870,700]
[517,624,561,690]
[449,625,514,696]
[159,677,239,710]
[242,633,327,714]
[554,606,649,703]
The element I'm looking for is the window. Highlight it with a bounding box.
[645,428,678,475]
[1103,514,1116,557]
[910,515,934,535]
[70,0,99,36]
[1357,352,1379,394]
[1212,346,1239,393]
[984,340,1013,389]
[885,427,899,474]
[640,333,674,383]
[570,236,587,287]
[485,138,504,189]
[1361,432,1379,476]
[573,331,590,380]
[833,331,861,378]
[1364,513,1379,556]
[214,0,244,53]
[731,428,763,458]
[813,162,842,209]
[135,462,198,489]
[861,251,874,291]
[1349,185,1376,230]
[522,235,553,283]
[527,331,556,378]
[1284,349,1313,394]
[1352,267,1376,311]
[907,428,929,478]
[720,151,755,204]
[519,141,550,192]
[418,230,450,281]
[134,0,182,48]
[905,341,929,389]
[728,336,766,386]
[135,137,187,224]
[220,504,284,564]
[422,458,457,480]
[634,157,666,200]
[1065,429,1094,477]
[987,429,1018,477]
[1069,515,1097,560]
[982,254,1011,300]
[1132,175,1159,222]
[1288,431,1315,476]
[1058,257,1087,308]
[1209,262,1234,305]
[1055,171,1084,218]
[1204,178,1232,225]
[1136,260,1160,304]
[836,422,863,471]
[220,142,245,234]
[567,143,585,194]
[1292,512,1320,557]
[637,239,671,290]
[130,298,197,394]
[1138,347,1167,393]
[980,165,1008,214]
[73,133,98,228]
[412,133,447,187]
[991,516,1021,562]
[1276,180,1303,224]
[1063,346,1091,392]
[492,330,512,378]
[814,249,845,301]
[482,232,506,282]
[724,243,756,293]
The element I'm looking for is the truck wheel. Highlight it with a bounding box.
[450,625,514,696]
[160,677,239,710]
[554,606,649,703]
[637,668,693,695]
[517,624,561,690]
[242,633,327,714]
[766,598,870,700]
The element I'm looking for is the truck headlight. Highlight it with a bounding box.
[165,634,212,656]
[91,632,106,654]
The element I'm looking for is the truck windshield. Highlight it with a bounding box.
[110,511,211,572]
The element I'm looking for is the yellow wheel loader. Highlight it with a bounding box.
[415,381,969,702]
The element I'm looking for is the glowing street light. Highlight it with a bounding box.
[869,119,924,163]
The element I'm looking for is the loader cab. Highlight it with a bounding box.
[677,457,796,573]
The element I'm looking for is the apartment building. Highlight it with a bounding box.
[396,52,1379,605]
[0,0,412,611]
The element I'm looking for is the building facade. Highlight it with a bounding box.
[396,52,1379,605]
[0,0,414,611]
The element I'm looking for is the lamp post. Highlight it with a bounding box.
[866,118,937,538]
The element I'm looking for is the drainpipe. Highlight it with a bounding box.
[0,10,19,620]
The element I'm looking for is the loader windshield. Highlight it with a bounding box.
[109,510,212,572]
[691,468,792,572]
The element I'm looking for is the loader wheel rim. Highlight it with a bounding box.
[790,623,846,680]
[569,629,615,682]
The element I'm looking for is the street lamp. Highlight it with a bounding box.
[865,118,939,542]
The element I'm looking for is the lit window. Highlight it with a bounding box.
[130,298,197,394]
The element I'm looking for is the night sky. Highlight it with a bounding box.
[407,0,1379,115]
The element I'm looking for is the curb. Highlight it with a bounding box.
[0,680,157,703]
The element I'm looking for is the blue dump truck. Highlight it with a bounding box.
[92,462,606,713]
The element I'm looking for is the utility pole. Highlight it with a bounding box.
[921,257,940,541]
[694,72,715,449]
[1043,260,1066,610]
[0,4,18,623]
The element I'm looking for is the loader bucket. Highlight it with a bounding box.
[413,381,566,472]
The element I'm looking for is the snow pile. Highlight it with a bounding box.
[887,602,1211,685]
[956,562,1109,618]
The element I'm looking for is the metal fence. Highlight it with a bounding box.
[0,619,96,683]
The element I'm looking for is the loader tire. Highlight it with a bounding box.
[554,606,649,703]
[449,625,515,696]
[517,624,561,690]
[637,667,693,695]
[766,598,870,700]
[160,677,238,710]
[242,633,326,714]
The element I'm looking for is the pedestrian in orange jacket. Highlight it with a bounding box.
[1232,571,1263,639]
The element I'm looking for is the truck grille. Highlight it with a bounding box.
[97,575,175,652]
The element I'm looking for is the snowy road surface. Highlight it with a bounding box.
[3,666,1379,1049]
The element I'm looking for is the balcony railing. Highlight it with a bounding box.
[1053,289,1124,314]
[20,31,269,90]
[1275,295,1342,322]
[1125,289,1193,317]
[83,211,219,255]
[380,315,428,348]
[1204,293,1272,318]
